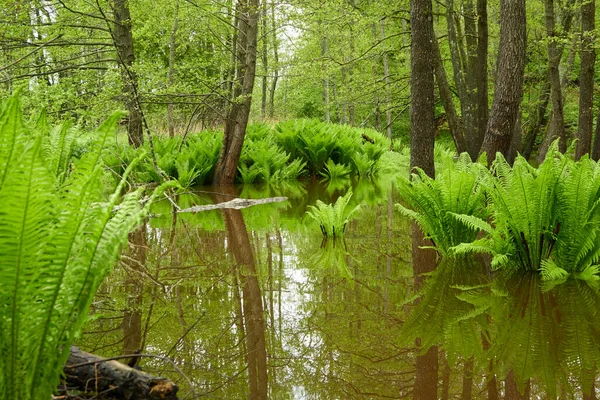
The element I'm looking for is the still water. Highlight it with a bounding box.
[80,178,600,399]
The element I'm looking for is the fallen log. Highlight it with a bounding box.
[60,346,179,400]
[178,196,288,213]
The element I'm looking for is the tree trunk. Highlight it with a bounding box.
[542,0,567,158]
[446,0,467,109]
[522,80,550,160]
[575,0,595,159]
[432,29,467,154]
[268,1,279,119]
[527,0,575,160]
[213,0,260,185]
[113,0,143,147]
[479,0,526,165]
[476,0,489,149]
[462,0,480,157]
[167,0,179,137]
[592,107,600,160]
[507,110,523,164]
[410,0,436,177]
[321,34,331,123]
[260,0,268,119]
[380,19,393,140]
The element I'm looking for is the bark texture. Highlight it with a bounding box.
[113,0,143,147]
[62,346,179,399]
[410,0,436,177]
[479,0,526,164]
[213,0,260,185]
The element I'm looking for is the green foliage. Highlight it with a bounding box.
[320,158,351,181]
[395,153,487,256]
[309,238,354,279]
[274,119,389,177]
[0,95,157,400]
[402,143,600,281]
[97,120,388,186]
[306,189,360,237]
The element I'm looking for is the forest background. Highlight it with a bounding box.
[1,0,598,172]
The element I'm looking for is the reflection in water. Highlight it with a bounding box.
[121,225,147,367]
[217,187,268,399]
[411,222,439,400]
[79,181,600,399]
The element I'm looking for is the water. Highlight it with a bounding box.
[79,178,600,399]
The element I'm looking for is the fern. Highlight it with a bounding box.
[320,158,351,181]
[306,188,360,237]
[396,152,487,256]
[0,95,157,400]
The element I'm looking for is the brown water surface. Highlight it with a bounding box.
[80,179,600,399]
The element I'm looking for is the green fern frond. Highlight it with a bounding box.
[449,213,493,233]
[0,96,151,400]
[306,189,359,237]
[540,259,569,282]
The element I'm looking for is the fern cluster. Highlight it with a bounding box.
[0,95,158,399]
[396,153,487,256]
[399,143,600,281]
[306,189,360,237]
[102,119,391,187]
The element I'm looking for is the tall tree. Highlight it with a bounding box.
[213,0,260,185]
[113,0,144,147]
[380,19,393,140]
[575,0,596,159]
[479,0,527,164]
[167,0,179,137]
[432,29,467,154]
[444,0,488,159]
[410,0,435,177]
[268,1,279,119]
[543,0,567,155]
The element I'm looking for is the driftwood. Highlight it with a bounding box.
[60,346,179,400]
[178,196,288,213]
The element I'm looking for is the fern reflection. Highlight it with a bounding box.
[404,257,600,398]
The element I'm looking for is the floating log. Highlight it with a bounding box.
[61,346,179,399]
[179,196,288,213]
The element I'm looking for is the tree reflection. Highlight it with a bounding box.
[121,224,147,367]
[217,187,268,399]
[411,222,439,400]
